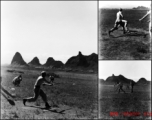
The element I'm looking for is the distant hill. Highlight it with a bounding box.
[43,57,64,68]
[11,51,97,70]
[105,74,134,85]
[101,74,151,85]
[133,6,149,10]
[28,57,41,66]
[86,53,98,68]
[65,51,98,70]
[137,78,151,85]
[11,52,27,66]
[100,6,149,10]
[100,79,105,84]
[65,52,89,67]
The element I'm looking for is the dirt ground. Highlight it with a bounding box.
[1,98,97,119]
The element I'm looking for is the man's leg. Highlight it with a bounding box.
[122,25,126,34]
[120,86,125,93]
[39,89,50,108]
[23,87,40,105]
[15,81,18,86]
[121,20,129,34]
[109,22,119,35]
[13,80,16,86]
[115,85,118,92]
[17,81,20,86]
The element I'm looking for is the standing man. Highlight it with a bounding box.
[130,80,135,93]
[23,71,53,109]
[117,82,126,93]
[109,8,129,35]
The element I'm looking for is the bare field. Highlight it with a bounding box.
[99,84,151,120]
[99,9,151,60]
[1,66,97,119]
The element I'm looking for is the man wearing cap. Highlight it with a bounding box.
[109,8,129,35]
[23,71,53,109]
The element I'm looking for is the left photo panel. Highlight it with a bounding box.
[1,1,98,119]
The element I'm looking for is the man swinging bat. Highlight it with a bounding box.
[23,71,53,109]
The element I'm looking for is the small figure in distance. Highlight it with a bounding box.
[117,82,126,93]
[109,8,129,35]
[130,80,136,93]
[12,75,22,87]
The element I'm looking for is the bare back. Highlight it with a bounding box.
[116,11,123,22]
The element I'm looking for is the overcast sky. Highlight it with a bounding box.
[99,1,151,9]
[99,61,151,81]
[1,1,97,65]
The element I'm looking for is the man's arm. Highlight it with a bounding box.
[120,12,123,19]
[43,79,53,86]
[43,83,53,86]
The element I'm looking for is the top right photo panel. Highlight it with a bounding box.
[99,1,151,60]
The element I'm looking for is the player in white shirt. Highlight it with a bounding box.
[23,71,53,109]
[109,8,129,35]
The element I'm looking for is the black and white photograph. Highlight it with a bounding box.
[99,61,151,119]
[1,1,98,119]
[1,0,152,119]
[99,1,151,60]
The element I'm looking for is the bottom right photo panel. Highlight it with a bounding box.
[99,61,151,119]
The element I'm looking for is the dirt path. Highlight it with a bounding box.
[1,97,96,119]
